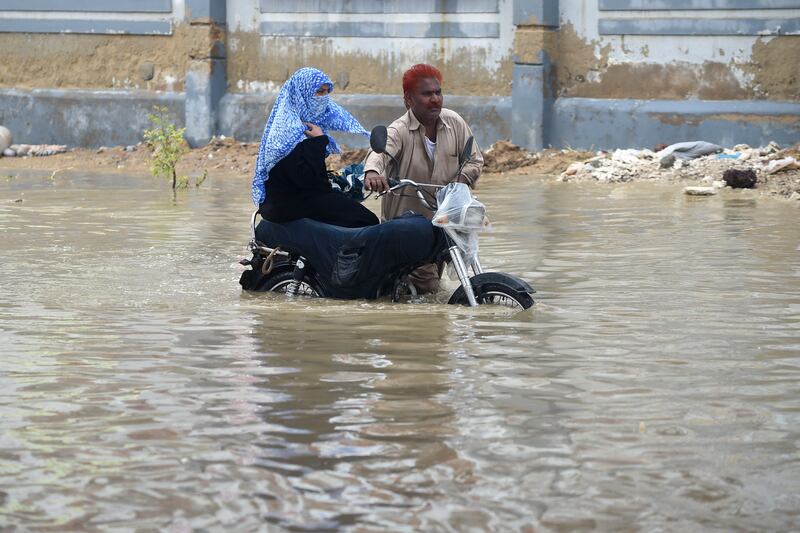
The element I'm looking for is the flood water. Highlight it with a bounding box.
[1,171,799,531]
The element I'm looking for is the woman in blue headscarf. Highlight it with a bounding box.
[251,67,379,228]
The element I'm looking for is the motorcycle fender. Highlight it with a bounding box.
[469,272,535,294]
[241,260,293,292]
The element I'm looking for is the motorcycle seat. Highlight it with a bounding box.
[254,214,445,298]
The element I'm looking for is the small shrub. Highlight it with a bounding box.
[143,106,188,190]
[195,169,208,188]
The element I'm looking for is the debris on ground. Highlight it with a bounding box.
[0,126,12,153]
[3,144,68,157]
[684,186,719,196]
[0,134,797,200]
[657,141,722,167]
[722,168,757,189]
[558,140,800,199]
[482,140,538,173]
[0,125,69,158]
[766,157,800,174]
[326,148,368,169]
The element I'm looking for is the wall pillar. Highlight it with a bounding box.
[512,0,559,151]
[184,0,227,147]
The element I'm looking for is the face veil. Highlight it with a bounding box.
[251,67,368,206]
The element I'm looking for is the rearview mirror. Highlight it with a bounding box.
[370,126,388,153]
[458,136,474,167]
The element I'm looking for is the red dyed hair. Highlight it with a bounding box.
[402,64,443,94]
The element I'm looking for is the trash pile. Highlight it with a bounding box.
[2,144,68,157]
[0,125,67,158]
[559,140,800,194]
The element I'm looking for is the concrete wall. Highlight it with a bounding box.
[0,0,226,146]
[513,0,800,149]
[0,0,187,92]
[225,0,513,96]
[0,0,798,151]
[558,0,800,101]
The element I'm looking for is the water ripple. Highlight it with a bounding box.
[1,176,798,530]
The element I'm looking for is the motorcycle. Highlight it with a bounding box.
[239,126,535,310]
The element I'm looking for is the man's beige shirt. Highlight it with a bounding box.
[364,108,483,221]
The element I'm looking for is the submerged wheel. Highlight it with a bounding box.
[448,276,534,311]
[391,276,419,302]
[257,270,323,297]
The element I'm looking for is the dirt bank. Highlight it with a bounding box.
[0,136,591,179]
[1,137,798,200]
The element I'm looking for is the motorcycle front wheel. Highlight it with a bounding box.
[257,270,324,297]
[448,273,534,310]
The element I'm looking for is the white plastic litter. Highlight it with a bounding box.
[612,148,654,164]
[684,186,718,196]
[432,182,489,261]
[766,157,800,174]
[6,143,67,157]
[0,126,11,153]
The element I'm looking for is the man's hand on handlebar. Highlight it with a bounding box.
[364,170,390,194]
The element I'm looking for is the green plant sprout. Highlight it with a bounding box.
[195,169,208,188]
[143,106,188,190]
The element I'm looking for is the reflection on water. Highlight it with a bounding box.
[1,173,799,530]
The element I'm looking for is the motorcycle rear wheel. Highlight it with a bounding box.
[448,281,534,310]
[257,270,323,297]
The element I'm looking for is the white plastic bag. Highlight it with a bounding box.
[431,183,489,261]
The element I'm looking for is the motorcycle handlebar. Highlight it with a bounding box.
[377,178,433,198]
[382,178,445,192]
[375,178,443,212]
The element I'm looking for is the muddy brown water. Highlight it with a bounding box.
[1,172,799,530]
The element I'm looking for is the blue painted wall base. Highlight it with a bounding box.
[550,98,800,150]
[0,88,183,148]
[0,88,797,152]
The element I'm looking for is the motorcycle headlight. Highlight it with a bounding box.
[462,204,486,229]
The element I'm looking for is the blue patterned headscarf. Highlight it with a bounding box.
[251,67,369,205]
